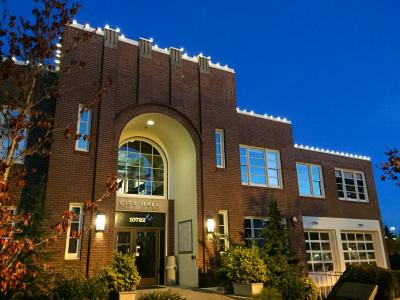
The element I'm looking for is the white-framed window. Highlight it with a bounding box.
[296,163,324,197]
[244,217,268,247]
[117,138,166,197]
[65,203,83,259]
[240,145,282,188]
[75,104,91,152]
[215,129,225,168]
[304,231,334,272]
[218,210,229,252]
[341,232,376,267]
[335,169,368,202]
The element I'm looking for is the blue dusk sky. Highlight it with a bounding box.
[9,1,400,229]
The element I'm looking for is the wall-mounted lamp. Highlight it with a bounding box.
[206,217,216,234]
[96,212,106,232]
[291,216,298,227]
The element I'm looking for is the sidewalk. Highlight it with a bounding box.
[135,286,242,300]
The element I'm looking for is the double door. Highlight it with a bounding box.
[116,228,162,286]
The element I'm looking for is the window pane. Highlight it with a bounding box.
[249,157,265,167]
[248,149,264,159]
[268,177,279,187]
[140,141,152,154]
[311,166,321,181]
[216,132,221,144]
[240,146,247,156]
[297,164,311,196]
[241,166,248,184]
[250,175,266,185]
[313,182,322,196]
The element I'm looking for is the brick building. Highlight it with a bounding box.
[42,23,388,287]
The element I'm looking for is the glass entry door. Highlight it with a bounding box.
[115,229,160,286]
[135,229,158,286]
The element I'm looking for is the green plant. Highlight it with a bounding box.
[50,272,108,300]
[252,287,282,300]
[328,264,399,300]
[138,289,185,300]
[220,246,268,283]
[99,251,141,293]
[263,255,317,300]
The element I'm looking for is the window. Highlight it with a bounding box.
[0,109,27,164]
[304,231,334,272]
[218,210,229,252]
[335,169,368,202]
[215,129,225,168]
[75,104,91,151]
[244,217,268,247]
[341,232,376,267]
[117,139,165,197]
[65,203,83,259]
[296,163,324,197]
[240,146,282,188]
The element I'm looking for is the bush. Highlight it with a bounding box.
[252,287,282,300]
[51,273,108,300]
[263,255,318,300]
[328,264,399,300]
[99,251,141,293]
[219,246,268,283]
[214,266,232,290]
[138,290,185,300]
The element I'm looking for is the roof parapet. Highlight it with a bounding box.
[68,21,234,73]
[236,107,291,124]
[294,144,371,161]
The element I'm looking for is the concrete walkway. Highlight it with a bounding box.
[135,286,239,300]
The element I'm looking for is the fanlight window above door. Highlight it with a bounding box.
[118,139,165,197]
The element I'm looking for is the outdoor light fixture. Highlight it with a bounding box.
[96,212,106,232]
[291,216,298,227]
[206,217,216,233]
[146,120,155,126]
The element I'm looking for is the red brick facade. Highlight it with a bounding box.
[43,24,388,285]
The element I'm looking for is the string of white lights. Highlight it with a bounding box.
[294,144,371,161]
[68,21,234,73]
[236,107,291,124]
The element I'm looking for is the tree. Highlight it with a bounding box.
[262,199,291,258]
[0,0,115,294]
[380,147,400,187]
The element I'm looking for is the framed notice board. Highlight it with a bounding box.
[178,219,193,253]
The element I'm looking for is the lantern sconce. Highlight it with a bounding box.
[291,216,298,227]
[96,212,106,232]
[206,217,216,234]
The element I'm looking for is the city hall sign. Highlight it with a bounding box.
[116,196,168,212]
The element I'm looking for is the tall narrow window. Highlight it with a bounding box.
[65,203,83,259]
[296,163,324,197]
[75,104,91,152]
[215,129,225,168]
[218,210,229,252]
[335,169,368,202]
[240,145,282,188]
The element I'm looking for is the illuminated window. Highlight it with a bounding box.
[65,203,83,259]
[304,231,334,272]
[341,232,376,267]
[218,210,229,252]
[118,139,165,197]
[75,104,91,152]
[240,146,282,188]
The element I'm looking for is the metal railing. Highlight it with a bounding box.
[308,271,343,299]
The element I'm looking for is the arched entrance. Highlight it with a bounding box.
[115,112,198,287]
